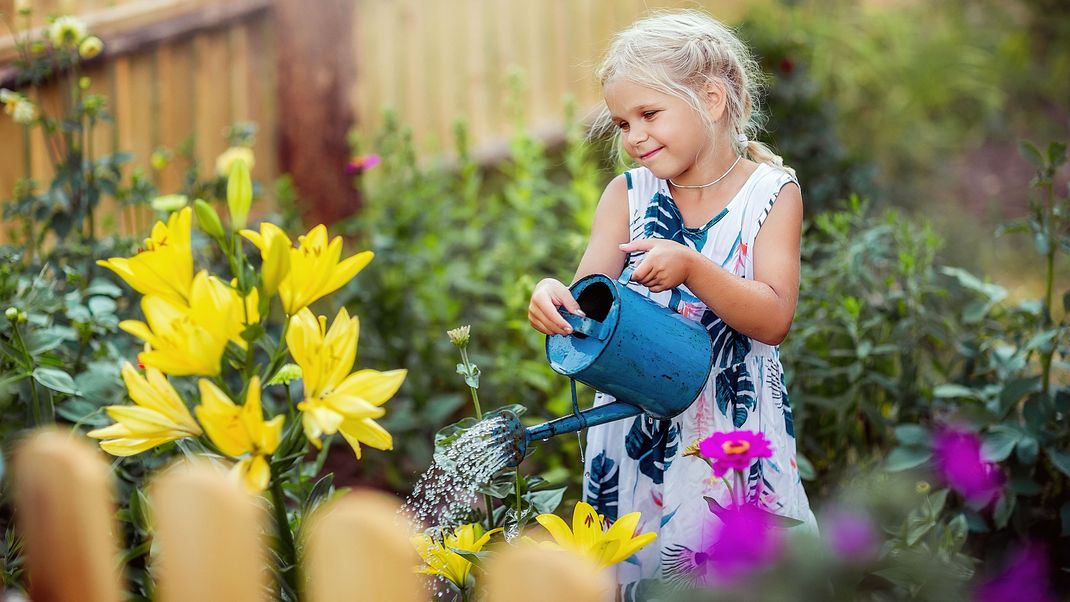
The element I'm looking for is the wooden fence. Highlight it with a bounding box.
[10,429,612,602]
[0,0,749,239]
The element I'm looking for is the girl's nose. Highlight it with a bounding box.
[626,126,648,147]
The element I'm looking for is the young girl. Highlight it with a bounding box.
[527,9,815,596]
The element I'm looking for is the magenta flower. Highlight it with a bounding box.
[976,545,1056,602]
[932,426,1004,506]
[346,153,381,174]
[699,430,773,478]
[699,502,784,586]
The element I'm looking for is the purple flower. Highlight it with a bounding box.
[823,508,879,564]
[699,430,773,478]
[699,502,784,586]
[932,426,1004,505]
[346,153,381,174]
[976,545,1056,602]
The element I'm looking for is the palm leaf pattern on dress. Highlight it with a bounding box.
[702,310,752,368]
[770,362,795,438]
[661,545,701,585]
[585,451,620,522]
[642,192,708,249]
[625,415,680,485]
[715,362,757,428]
[745,458,777,505]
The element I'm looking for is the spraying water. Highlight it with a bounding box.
[403,414,515,534]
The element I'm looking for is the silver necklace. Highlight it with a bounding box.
[668,155,742,189]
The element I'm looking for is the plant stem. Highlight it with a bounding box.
[11,322,50,425]
[459,347,482,419]
[1040,182,1056,397]
[269,463,299,596]
[720,476,737,507]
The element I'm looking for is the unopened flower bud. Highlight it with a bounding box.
[226,157,252,230]
[447,325,471,347]
[193,199,225,240]
[150,194,188,213]
[78,36,103,60]
[5,307,19,322]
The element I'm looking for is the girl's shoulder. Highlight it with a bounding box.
[622,166,662,197]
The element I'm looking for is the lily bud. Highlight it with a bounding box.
[193,199,225,240]
[261,231,292,299]
[226,158,252,230]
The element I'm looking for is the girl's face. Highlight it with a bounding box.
[604,77,721,181]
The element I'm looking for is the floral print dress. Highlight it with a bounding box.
[581,163,816,598]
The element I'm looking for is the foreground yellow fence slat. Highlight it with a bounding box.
[13,430,122,602]
[9,429,614,601]
[152,461,269,602]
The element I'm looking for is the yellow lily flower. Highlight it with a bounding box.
[411,524,501,590]
[195,377,284,492]
[87,362,202,456]
[97,207,194,308]
[286,307,406,459]
[241,222,372,315]
[120,272,246,376]
[534,502,657,569]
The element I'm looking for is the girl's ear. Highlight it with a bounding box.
[703,81,728,122]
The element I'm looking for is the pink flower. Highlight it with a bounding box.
[976,545,1056,602]
[699,430,773,478]
[699,502,784,586]
[932,426,1004,506]
[346,153,381,174]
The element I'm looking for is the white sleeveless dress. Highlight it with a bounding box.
[581,163,816,598]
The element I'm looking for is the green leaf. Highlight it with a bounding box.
[894,425,931,447]
[524,486,566,515]
[905,507,935,546]
[796,452,816,481]
[999,377,1041,415]
[1015,436,1039,465]
[944,513,968,552]
[85,278,123,298]
[55,399,108,427]
[302,474,334,517]
[884,446,932,472]
[32,367,79,395]
[982,426,1021,462]
[1019,140,1044,168]
[1048,449,1070,479]
[87,296,117,317]
[933,384,981,400]
[993,493,1015,529]
[1047,141,1067,169]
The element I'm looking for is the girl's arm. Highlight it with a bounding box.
[621,183,803,345]
[528,174,629,335]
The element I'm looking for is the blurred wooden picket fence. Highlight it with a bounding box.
[0,0,748,240]
[9,430,610,601]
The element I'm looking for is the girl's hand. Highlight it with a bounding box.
[619,239,698,293]
[528,278,585,336]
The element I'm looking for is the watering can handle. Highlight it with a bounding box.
[618,266,636,285]
[558,311,609,341]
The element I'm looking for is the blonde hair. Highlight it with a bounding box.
[592,10,793,177]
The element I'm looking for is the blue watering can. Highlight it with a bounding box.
[497,267,714,467]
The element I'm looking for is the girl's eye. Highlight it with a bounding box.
[642,111,658,119]
[617,121,630,131]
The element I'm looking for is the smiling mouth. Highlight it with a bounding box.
[638,147,663,161]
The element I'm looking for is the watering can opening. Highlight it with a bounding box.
[571,281,615,340]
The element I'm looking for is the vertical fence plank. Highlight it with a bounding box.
[304,490,423,602]
[152,462,269,602]
[246,11,278,186]
[193,30,231,179]
[13,430,123,602]
[155,37,195,195]
[481,546,612,602]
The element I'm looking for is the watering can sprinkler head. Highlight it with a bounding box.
[492,409,528,469]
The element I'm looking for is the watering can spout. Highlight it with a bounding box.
[497,402,643,468]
